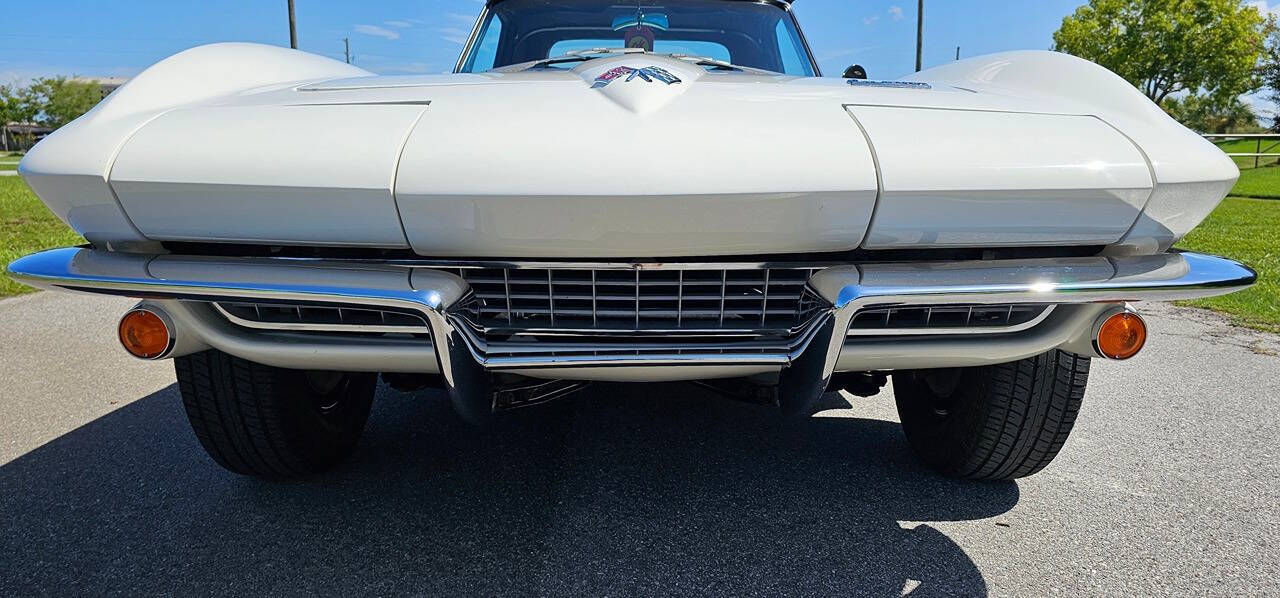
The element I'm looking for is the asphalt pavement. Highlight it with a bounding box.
[1,291,1278,596]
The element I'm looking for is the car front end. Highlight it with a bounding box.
[6,0,1257,480]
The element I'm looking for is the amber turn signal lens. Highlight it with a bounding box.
[118,309,172,359]
[1096,311,1146,360]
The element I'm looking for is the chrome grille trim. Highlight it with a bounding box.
[453,311,833,364]
[214,302,431,334]
[847,304,1055,336]
[451,266,827,334]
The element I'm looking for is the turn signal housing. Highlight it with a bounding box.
[1095,311,1146,360]
[118,309,173,360]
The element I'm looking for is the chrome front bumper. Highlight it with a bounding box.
[7,248,1256,388]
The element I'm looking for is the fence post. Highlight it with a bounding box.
[1257,137,1262,169]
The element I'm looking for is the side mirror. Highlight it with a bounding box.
[843,64,867,79]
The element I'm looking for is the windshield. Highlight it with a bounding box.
[458,0,817,76]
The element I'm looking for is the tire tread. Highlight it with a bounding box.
[895,349,1090,481]
[175,350,372,477]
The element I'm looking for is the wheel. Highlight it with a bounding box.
[892,349,1090,481]
[174,349,376,477]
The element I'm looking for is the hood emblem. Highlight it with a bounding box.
[847,79,932,90]
[592,65,682,89]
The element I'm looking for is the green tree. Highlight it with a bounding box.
[1052,0,1273,107]
[0,84,40,150]
[0,84,37,123]
[1164,94,1261,132]
[26,77,100,128]
[1260,29,1280,131]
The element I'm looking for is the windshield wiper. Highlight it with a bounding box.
[496,49,776,76]
[499,48,648,72]
[665,54,775,75]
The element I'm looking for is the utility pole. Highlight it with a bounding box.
[955,46,960,61]
[287,0,298,49]
[343,38,351,64]
[915,0,923,72]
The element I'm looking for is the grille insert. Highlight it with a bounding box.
[453,267,827,333]
[215,302,430,333]
[848,304,1054,335]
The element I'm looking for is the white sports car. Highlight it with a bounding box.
[9,0,1256,480]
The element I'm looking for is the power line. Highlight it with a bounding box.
[0,46,182,56]
[0,32,219,42]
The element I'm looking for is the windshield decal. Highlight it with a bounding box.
[592,66,683,89]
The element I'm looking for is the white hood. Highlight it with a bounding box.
[20,44,1236,257]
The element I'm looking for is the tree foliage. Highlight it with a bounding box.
[0,84,37,125]
[0,84,40,149]
[1260,29,1280,131]
[1163,94,1261,132]
[0,77,100,129]
[1052,0,1273,107]
[24,77,101,129]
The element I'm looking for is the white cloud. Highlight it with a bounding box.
[863,15,880,26]
[888,6,904,21]
[447,12,477,24]
[1249,1,1280,17]
[354,24,400,40]
[436,27,471,45]
[383,20,413,29]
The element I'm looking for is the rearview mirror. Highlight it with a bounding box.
[843,64,867,79]
[611,13,670,31]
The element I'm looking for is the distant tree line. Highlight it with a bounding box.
[1053,0,1280,133]
[0,77,101,149]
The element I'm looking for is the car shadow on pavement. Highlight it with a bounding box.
[0,382,1018,596]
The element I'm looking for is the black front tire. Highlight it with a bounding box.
[893,349,1090,481]
[174,349,376,478]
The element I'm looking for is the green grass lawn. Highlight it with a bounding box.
[1,177,84,297]
[1208,138,1280,197]
[0,163,19,171]
[1229,165,1280,199]
[1174,197,1280,333]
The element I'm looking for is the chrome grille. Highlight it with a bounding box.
[848,304,1054,335]
[215,302,430,333]
[453,267,826,333]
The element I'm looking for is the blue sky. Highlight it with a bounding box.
[2,0,1090,83]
